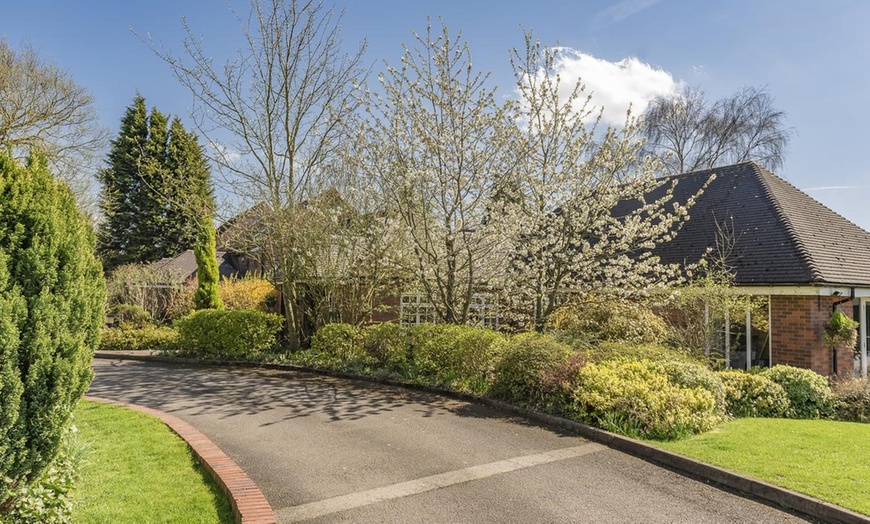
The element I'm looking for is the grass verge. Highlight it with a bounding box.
[655,418,870,516]
[71,400,234,524]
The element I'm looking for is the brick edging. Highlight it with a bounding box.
[93,352,870,524]
[84,395,276,524]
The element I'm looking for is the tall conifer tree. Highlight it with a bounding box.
[97,96,215,270]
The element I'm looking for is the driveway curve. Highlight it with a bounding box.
[89,358,811,524]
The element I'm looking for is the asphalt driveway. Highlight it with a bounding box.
[89,358,811,523]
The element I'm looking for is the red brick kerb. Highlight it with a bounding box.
[85,395,276,524]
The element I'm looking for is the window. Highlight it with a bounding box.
[400,293,438,326]
[468,293,499,328]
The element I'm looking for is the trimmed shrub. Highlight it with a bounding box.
[832,377,870,423]
[108,304,152,328]
[717,371,790,418]
[220,277,279,312]
[410,324,505,392]
[310,323,366,364]
[489,333,577,410]
[760,365,835,419]
[549,299,669,345]
[589,341,704,365]
[175,309,282,359]
[659,360,727,415]
[98,327,179,353]
[573,359,722,440]
[361,323,410,368]
[0,154,105,512]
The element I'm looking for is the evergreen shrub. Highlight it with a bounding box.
[361,323,409,368]
[489,333,577,410]
[760,365,834,419]
[309,323,365,364]
[98,327,179,353]
[175,309,281,359]
[0,154,104,512]
[717,371,791,418]
[832,377,870,423]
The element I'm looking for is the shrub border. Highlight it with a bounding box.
[85,394,276,524]
[93,351,869,524]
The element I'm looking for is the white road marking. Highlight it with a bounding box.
[276,442,605,522]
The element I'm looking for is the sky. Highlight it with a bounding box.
[4,0,870,228]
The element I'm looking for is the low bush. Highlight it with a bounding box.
[549,299,669,345]
[489,333,578,411]
[309,323,367,365]
[220,277,279,312]
[411,324,505,393]
[717,371,791,418]
[175,309,283,359]
[98,326,179,352]
[573,359,721,440]
[832,377,870,423]
[760,365,834,419]
[108,304,152,328]
[361,323,410,368]
[659,360,727,415]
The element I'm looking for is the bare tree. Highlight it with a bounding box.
[362,21,517,324]
[148,0,367,348]
[506,34,708,331]
[0,39,108,211]
[643,85,792,174]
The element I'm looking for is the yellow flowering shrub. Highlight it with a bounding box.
[220,277,279,312]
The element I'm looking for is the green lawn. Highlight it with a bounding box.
[655,418,870,516]
[72,401,234,524]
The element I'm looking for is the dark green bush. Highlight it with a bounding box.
[760,365,834,419]
[410,324,505,392]
[0,154,105,512]
[309,323,366,364]
[98,327,179,352]
[717,371,790,418]
[832,377,870,423]
[361,323,410,368]
[175,309,282,359]
[108,304,152,328]
[489,333,577,410]
[573,358,722,440]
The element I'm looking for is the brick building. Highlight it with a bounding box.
[627,162,870,377]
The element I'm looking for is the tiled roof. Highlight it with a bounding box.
[151,249,237,284]
[620,162,870,287]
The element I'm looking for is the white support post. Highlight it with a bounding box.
[725,309,731,368]
[704,302,711,359]
[861,298,867,378]
[746,307,752,370]
[768,295,773,367]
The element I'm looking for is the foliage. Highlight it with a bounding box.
[0,154,105,512]
[363,21,516,325]
[361,323,410,368]
[71,401,233,523]
[760,365,835,419]
[489,333,578,411]
[309,323,366,364]
[642,85,792,175]
[193,220,223,310]
[573,359,722,440]
[0,427,88,524]
[717,370,791,418]
[220,277,278,312]
[658,360,727,415]
[98,326,179,353]
[150,0,367,350]
[0,39,107,214]
[584,341,704,365]
[831,377,870,423]
[823,310,859,351]
[409,324,506,393]
[175,309,282,359]
[503,34,704,331]
[548,298,669,345]
[657,418,870,516]
[97,95,215,270]
[105,263,185,323]
[107,304,152,328]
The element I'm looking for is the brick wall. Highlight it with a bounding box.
[770,295,855,376]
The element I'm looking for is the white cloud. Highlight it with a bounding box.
[803,185,868,191]
[595,0,662,25]
[207,140,242,165]
[526,48,681,127]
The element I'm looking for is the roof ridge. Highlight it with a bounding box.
[752,163,824,282]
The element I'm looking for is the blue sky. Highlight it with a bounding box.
[4,1,870,228]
